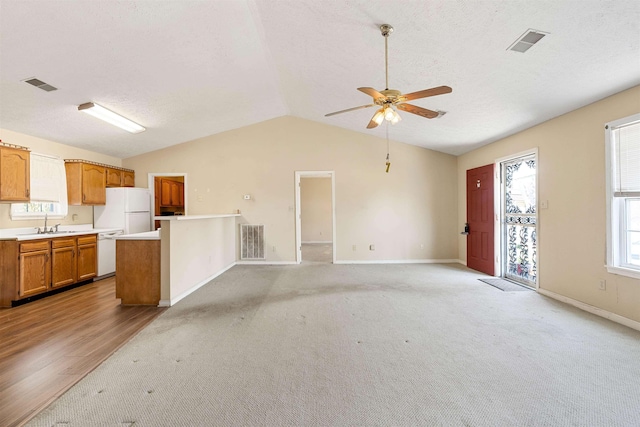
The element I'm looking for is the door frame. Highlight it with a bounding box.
[494,148,539,288]
[295,171,336,264]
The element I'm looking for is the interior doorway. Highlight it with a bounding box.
[500,153,537,288]
[147,173,187,230]
[295,171,336,264]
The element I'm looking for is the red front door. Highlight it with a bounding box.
[466,164,494,275]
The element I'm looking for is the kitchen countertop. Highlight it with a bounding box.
[116,230,160,240]
[154,213,241,221]
[0,225,123,241]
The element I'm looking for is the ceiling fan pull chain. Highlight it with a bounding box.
[385,122,391,173]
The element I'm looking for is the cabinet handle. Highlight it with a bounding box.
[26,188,30,197]
[72,249,75,258]
[83,194,86,202]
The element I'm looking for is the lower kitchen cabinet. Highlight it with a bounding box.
[0,234,98,307]
[51,238,76,288]
[19,240,51,297]
[77,235,97,281]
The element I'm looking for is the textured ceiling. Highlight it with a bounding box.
[0,0,638,158]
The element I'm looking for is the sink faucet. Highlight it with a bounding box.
[44,213,48,233]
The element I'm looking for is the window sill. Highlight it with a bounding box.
[606,265,640,280]
[10,215,66,221]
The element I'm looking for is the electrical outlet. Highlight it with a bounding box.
[598,280,606,290]
[369,244,375,251]
[352,245,356,251]
[420,244,424,249]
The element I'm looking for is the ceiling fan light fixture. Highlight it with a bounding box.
[372,109,385,125]
[384,106,396,121]
[78,102,146,134]
[390,112,402,125]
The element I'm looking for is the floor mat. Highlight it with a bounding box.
[479,278,533,292]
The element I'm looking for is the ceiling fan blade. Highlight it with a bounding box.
[396,103,439,119]
[358,87,387,101]
[325,104,375,117]
[401,86,452,102]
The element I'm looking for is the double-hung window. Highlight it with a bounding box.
[606,113,640,279]
[10,153,68,220]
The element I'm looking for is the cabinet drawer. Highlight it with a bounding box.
[19,240,50,253]
[77,235,97,245]
[52,237,76,248]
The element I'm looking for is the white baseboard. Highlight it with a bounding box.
[537,288,640,332]
[334,259,462,265]
[158,262,236,307]
[302,241,332,244]
[236,260,298,265]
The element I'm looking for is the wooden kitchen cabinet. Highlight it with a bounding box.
[19,240,51,298]
[160,179,184,207]
[51,238,76,288]
[122,170,135,187]
[105,167,135,187]
[105,167,123,187]
[0,144,30,202]
[65,161,106,205]
[77,235,97,281]
[0,233,98,307]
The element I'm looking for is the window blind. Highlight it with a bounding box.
[614,120,640,196]
[29,153,68,203]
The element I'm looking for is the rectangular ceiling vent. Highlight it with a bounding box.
[23,77,58,92]
[508,29,548,53]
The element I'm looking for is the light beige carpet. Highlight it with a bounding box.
[28,263,640,426]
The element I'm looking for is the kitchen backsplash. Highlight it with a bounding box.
[0,204,94,229]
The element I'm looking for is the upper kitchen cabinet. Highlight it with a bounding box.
[160,178,184,207]
[0,142,30,202]
[106,167,136,188]
[122,170,135,187]
[105,167,123,187]
[65,160,106,205]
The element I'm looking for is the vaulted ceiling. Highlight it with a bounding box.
[1,0,638,158]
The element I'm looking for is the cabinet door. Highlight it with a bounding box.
[19,249,50,297]
[0,146,30,202]
[178,182,184,207]
[51,238,76,288]
[82,164,106,204]
[160,179,172,206]
[77,243,97,281]
[122,170,135,187]
[105,168,122,187]
[170,181,181,207]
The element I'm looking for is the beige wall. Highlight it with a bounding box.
[301,177,332,242]
[0,129,121,229]
[124,116,459,263]
[457,85,640,323]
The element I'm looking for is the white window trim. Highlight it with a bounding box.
[10,203,68,220]
[605,112,640,279]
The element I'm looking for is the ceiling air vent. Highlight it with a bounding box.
[508,29,548,53]
[23,77,58,92]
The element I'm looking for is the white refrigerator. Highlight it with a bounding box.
[94,187,151,234]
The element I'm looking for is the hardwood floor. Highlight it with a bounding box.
[0,277,166,427]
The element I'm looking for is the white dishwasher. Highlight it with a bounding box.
[96,230,124,278]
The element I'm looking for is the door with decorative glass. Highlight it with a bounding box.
[501,155,537,287]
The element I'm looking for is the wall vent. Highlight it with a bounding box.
[507,29,548,53]
[23,77,58,92]
[240,224,265,260]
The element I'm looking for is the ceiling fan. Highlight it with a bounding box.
[325,24,452,129]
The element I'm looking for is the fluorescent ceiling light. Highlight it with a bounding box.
[78,102,145,134]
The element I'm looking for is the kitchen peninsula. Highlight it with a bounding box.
[116,214,239,307]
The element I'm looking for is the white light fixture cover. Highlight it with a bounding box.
[78,102,145,134]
